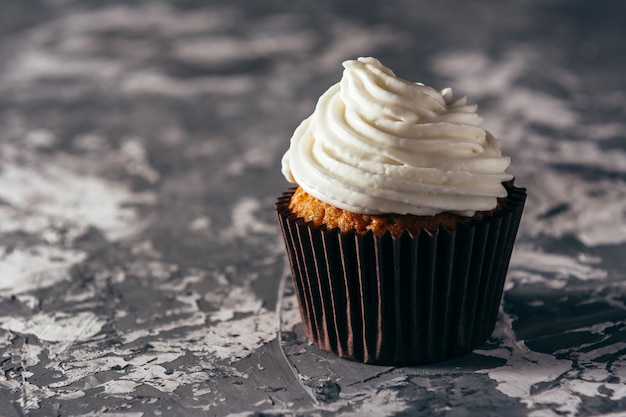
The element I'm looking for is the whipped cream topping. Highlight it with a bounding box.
[281,57,513,216]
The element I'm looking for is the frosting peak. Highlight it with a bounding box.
[281,57,513,216]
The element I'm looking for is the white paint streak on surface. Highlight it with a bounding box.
[177,309,277,361]
[118,311,207,345]
[0,245,86,295]
[172,31,313,66]
[102,380,140,395]
[476,324,576,416]
[1,336,44,370]
[122,71,255,96]
[56,390,86,400]
[506,244,608,290]
[478,307,626,416]
[9,379,56,411]
[189,216,211,232]
[121,364,208,394]
[205,286,264,322]
[222,197,277,238]
[0,162,149,241]
[0,312,105,343]
[520,171,626,246]
[119,137,161,184]
[337,389,410,417]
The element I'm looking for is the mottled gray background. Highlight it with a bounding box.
[1,0,625,416]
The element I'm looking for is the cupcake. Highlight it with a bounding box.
[275,57,526,366]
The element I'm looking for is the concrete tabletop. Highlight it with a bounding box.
[1,1,625,416]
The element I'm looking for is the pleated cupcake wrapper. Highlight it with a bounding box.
[276,182,526,366]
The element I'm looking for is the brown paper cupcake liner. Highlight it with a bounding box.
[276,181,526,366]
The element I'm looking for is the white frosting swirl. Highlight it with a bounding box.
[281,57,513,216]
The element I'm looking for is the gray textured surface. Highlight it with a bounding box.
[1,0,626,416]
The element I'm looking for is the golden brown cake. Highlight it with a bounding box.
[288,186,505,236]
